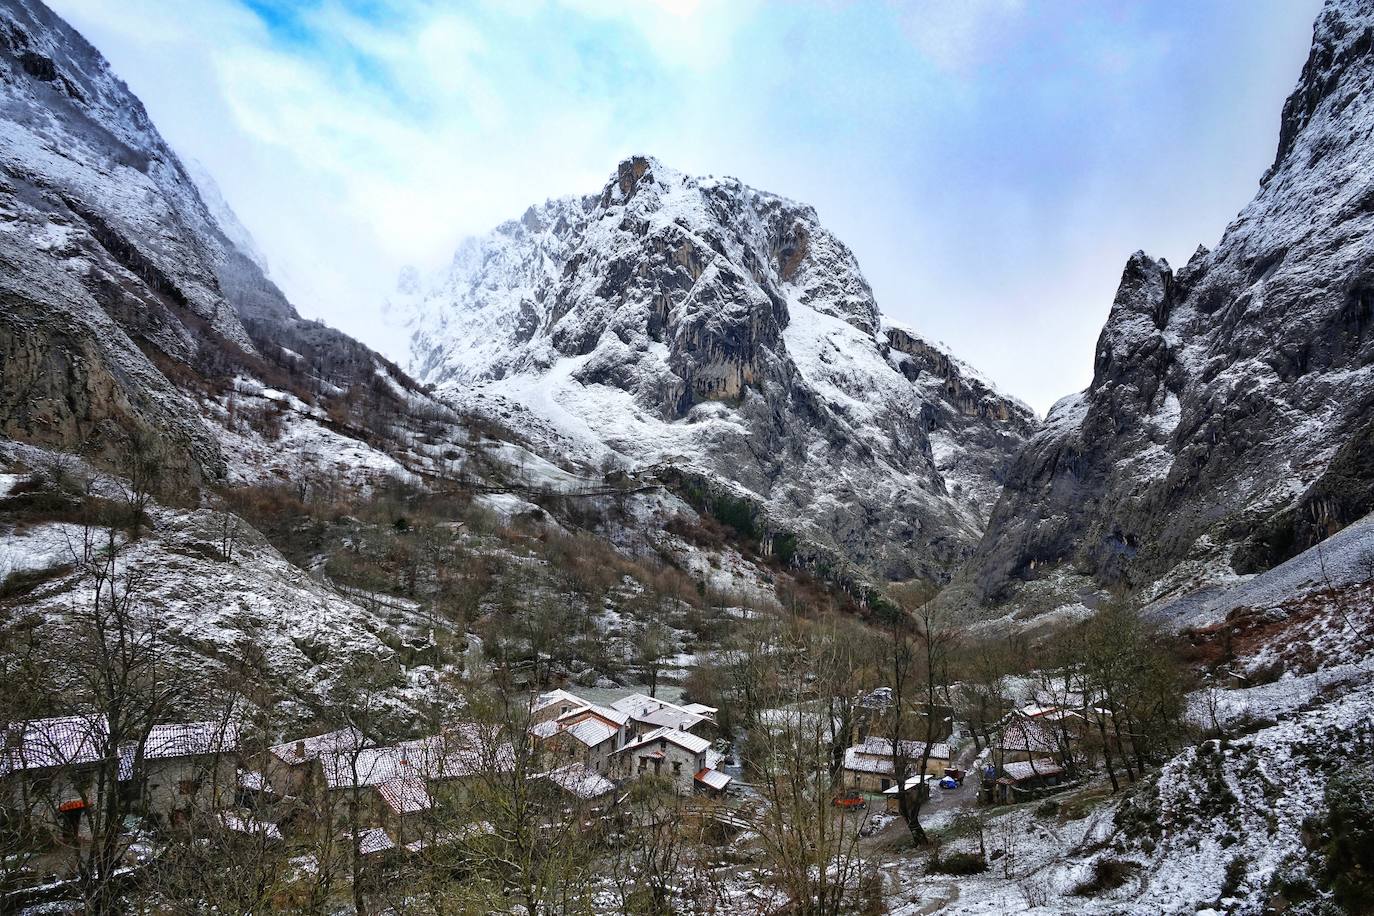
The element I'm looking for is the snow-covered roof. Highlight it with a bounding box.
[843,736,950,776]
[118,721,239,778]
[1,714,107,773]
[1000,759,1064,782]
[532,689,591,716]
[563,717,619,749]
[615,726,711,756]
[140,721,238,759]
[611,693,709,731]
[997,719,1060,755]
[270,727,365,766]
[321,745,408,789]
[532,706,626,749]
[320,726,513,789]
[377,775,432,814]
[882,774,938,794]
[857,687,894,709]
[529,719,560,739]
[237,768,274,794]
[560,704,630,728]
[219,812,283,840]
[358,827,396,856]
[694,767,732,791]
[542,762,615,800]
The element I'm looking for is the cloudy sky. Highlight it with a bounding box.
[52,0,1321,414]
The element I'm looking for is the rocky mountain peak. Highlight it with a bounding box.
[400,156,1035,582]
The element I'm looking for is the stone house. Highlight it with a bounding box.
[612,726,713,794]
[987,758,1066,804]
[375,774,432,848]
[266,726,366,801]
[610,693,715,741]
[530,689,591,726]
[852,688,955,743]
[842,736,950,794]
[531,704,629,776]
[119,721,238,827]
[0,714,108,842]
[991,717,1066,767]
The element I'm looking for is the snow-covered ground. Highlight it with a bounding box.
[0,522,91,581]
[876,668,1374,915]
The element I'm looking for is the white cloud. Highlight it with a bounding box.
[890,0,1026,75]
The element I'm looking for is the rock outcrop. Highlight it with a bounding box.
[968,0,1374,604]
[398,156,1036,582]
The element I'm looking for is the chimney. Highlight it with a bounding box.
[295,740,306,760]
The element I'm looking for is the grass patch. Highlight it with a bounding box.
[1071,857,1140,896]
[929,851,988,875]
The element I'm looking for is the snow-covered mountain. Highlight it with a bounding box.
[964,0,1374,609]
[398,157,1036,582]
[0,0,870,725]
[0,0,442,491]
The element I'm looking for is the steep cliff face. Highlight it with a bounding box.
[0,0,431,486]
[969,0,1374,604]
[399,157,1037,581]
[0,0,273,477]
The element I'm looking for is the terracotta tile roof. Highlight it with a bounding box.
[376,775,432,814]
[694,768,732,790]
[615,726,711,756]
[542,762,615,799]
[1,714,107,773]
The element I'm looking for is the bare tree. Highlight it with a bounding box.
[116,428,163,540]
[729,614,871,915]
[883,598,959,847]
[634,619,675,699]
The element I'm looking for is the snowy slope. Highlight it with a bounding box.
[884,672,1374,915]
[399,156,1036,581]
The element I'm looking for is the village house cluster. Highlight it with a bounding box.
[0,689,735,873]
[529,688,732,797]
[1,676,1121,894]
[834,689,1099,812]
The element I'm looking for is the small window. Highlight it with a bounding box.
[880,779,890,792]
[672,761,681,775]
[177,779,201,797]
